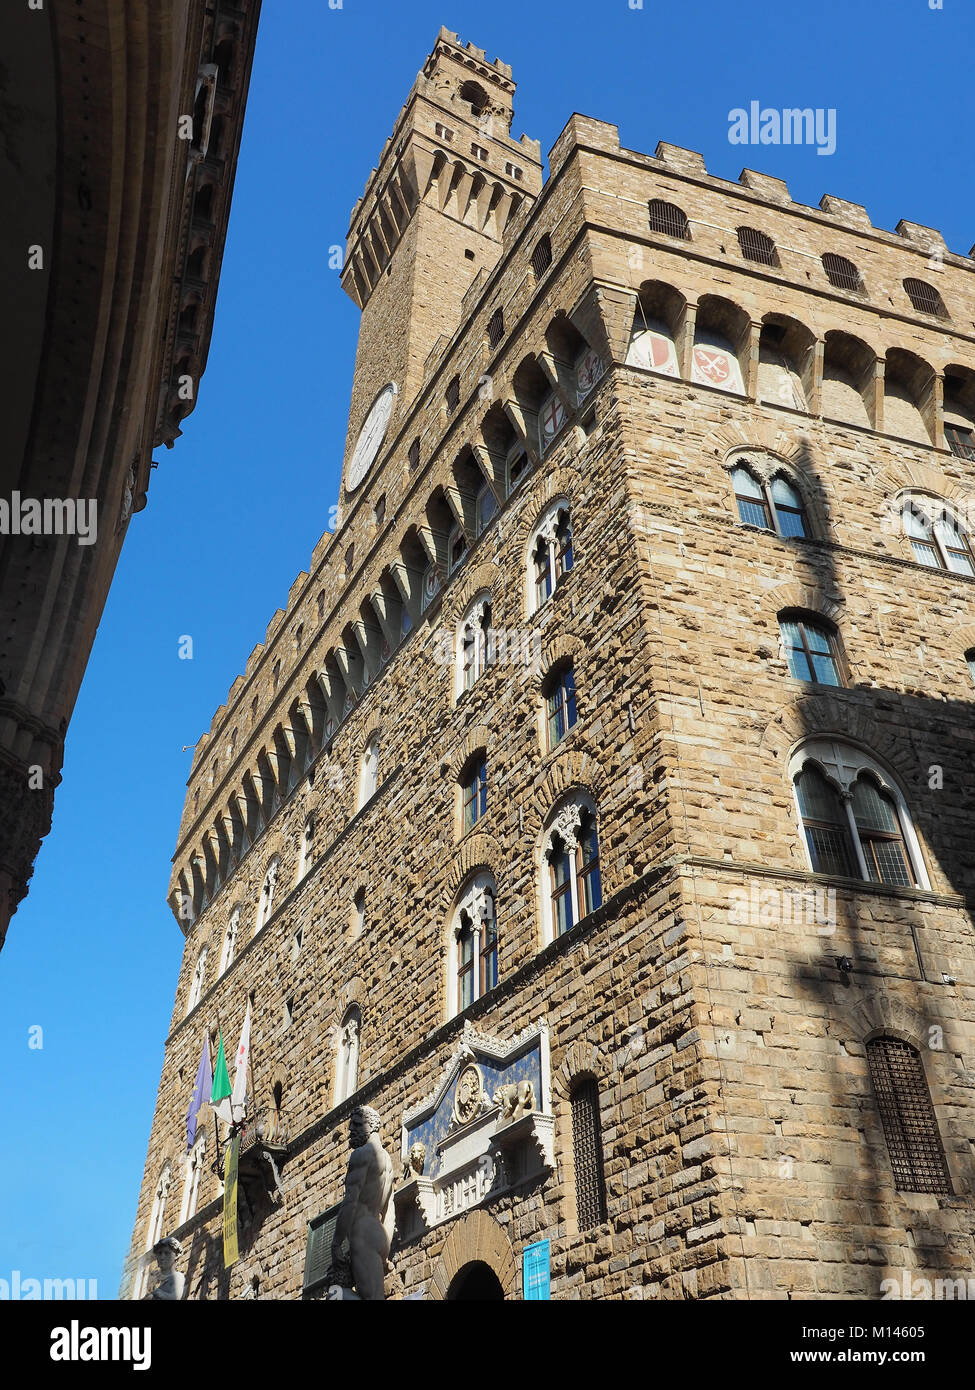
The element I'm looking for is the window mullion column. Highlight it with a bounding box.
[842,796,870,880]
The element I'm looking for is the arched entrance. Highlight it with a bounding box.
[447,1260,505,1301]
[428,1210,516,1300]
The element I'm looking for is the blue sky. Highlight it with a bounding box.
[1,0,970,1299]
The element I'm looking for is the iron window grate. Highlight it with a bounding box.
[648,199,690,240]
[867,1037,952,1195]
[571,1076,608,1230]
[737,226,778,266]
[904,277,948,318]
[822,252,864,293]
[487,308,505,348]
[531,235,552,278]
[445,376,460,414]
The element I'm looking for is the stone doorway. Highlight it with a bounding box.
[427,1210,517,1300]
[447,1260,505,1301]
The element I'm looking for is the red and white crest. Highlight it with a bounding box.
[692,340,744,394]
[626,327,679,378]
[539,395,567,446]
[576,349,604,400]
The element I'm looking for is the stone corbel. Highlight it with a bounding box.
[493,1110,556,1172]
[393,1175,438,1232]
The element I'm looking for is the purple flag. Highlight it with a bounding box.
[186,1037,211,1153]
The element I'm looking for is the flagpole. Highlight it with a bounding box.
[247,998,259,1135]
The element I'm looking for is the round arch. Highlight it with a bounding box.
[427,1211,516,1301]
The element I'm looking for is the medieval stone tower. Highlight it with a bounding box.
[124,28,975,1301]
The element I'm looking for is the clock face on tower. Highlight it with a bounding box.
[346,382,398,493]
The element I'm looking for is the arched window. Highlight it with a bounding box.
[335,1006,361,1104]
[902,498,975,576]
[531,234,552,279]
[529,503,574,613]
[543,663,578,750]
[648,199,690,240]
[136,1164,172,1297]
[903,277,948,319]
[457,598,491,694]
[179,1133,207,1225]
[737,226,778,266]
[731,466,809,538]
[542,798,602,941]
[255,858,280,933]
[822,252,864,293]
[570,1076,607,1230]
[187,950,207,1015]
[778,614,843,686]
[460,754,488,833]
[218,908,240,976]
[445,375,460,415]
[449,874,498,1017]
[966,649,975,685]
[298,816,314,881]
[357,735,379,810]
[791,743,927,888]
[867,1037,952,1194]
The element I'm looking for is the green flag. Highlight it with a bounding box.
[210,1030,232,1124]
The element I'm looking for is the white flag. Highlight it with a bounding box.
[231,1001,251,1125]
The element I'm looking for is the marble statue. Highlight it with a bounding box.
[494,1078,536,1121]
[403,1140,426,1180]
[333,1105,394,1301]
[149,1236,184,1301]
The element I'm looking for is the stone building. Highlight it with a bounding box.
[124,28,975,1300]
[0,0,261,948]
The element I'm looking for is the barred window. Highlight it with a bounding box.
[531,235,552,278]
[904,277,948,319]
[867,1037,952,1194]
[737,226,778,266]
[793,746,925,888]
[648,199,690,240]
[408,437,420,472]
[487,308,505,348]
[822,253,864,293]
[445,375,460,414]
[795,766,857,879]
[571,1077,607,1230]
[851,777,915,887]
